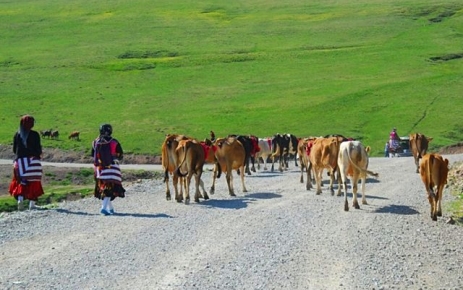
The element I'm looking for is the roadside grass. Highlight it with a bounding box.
[0,168,162,213]
[447,161,463,225]
[447,192,463,225]
[0,0,462,157]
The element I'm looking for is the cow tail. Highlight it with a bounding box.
[346,142,379,178]
[427,154,436,199]
[175,143,189,177]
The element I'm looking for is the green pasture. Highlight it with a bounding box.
[1,0,462,157]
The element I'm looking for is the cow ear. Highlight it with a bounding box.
[365,146,371,154]
[428,137,433,142]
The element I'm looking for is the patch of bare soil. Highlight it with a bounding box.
[0,144,162,197]
[0,144,161,164]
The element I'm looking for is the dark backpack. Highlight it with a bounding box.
[93,138,113,167]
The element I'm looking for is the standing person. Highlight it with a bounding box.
[9,115,44,211]
[91,124,125,215]
[384,142,390,157]
[389,127,401,151]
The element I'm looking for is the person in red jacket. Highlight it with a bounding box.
[9,115,44,211]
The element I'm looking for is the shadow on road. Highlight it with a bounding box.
[199,198,250,209]
[56,208,173,218]
[372,204,419,215]
[245,192,282,199]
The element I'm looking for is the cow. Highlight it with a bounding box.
[256,137,275,171]
[51,130,59,139]
[40,130,52,138]
[271,133,298,172]
[409,133,433,173]
[228,134,260,175]
[338,141,379,211]
[209,136,248,196]
[298,137,316,190]
[175,139,210,204]
[161,134,190,202]
[68,131,80,140]
[419,153,449,221]
[309,136,344,195]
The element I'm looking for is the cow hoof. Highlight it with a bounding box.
[362,201,368,205]
[194,198,200,203]
[230,192,236,197]
[354,204,360,209]
[437,211,442,217]
[166,196,171,201]
[203,194,210,200]
[344,203,349,211]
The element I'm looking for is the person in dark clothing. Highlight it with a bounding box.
[91,124,125,215]
[9,115,44,210]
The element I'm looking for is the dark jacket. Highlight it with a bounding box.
[13,130,42,159]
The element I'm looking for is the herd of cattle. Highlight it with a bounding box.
[161,132,449,221]
[40,130,80,141]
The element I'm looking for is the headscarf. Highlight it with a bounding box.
[19,115,35,147]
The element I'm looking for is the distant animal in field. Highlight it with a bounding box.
[51,130,59,139]
[40,130,52,138]
[68,131,80,140]
[419,153,449,221]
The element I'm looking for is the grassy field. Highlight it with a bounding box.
[1,0,462,157]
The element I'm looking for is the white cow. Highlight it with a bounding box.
[338,141,379,211]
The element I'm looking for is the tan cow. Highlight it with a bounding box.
[309,136,343,195]
[256,137,275,171]
[338,141,379,211]
[68,131,80,140]
[175,139,209,204]
[419,153,449,221]
[298,137,316,190]
[409,133,433,173]
[209,136,248,196]
[161,134,190,202]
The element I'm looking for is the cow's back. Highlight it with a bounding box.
[420,153,449,187]
[214,137,245,171]
[162,134,189,172]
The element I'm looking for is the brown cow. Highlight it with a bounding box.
[161,134,190,202]
[68,131,80,140]
[298,137,316,190]
[209,136,248,196]
[338,141,379,211]
[419,153,449,221]
[175,139,209,204]
[309,136,343,195]
[409,133,433,173]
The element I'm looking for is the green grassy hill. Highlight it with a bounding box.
[1,0,462,157]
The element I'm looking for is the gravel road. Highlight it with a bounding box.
[1,154,463,290]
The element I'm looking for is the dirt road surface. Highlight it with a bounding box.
[1,154,463,290]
